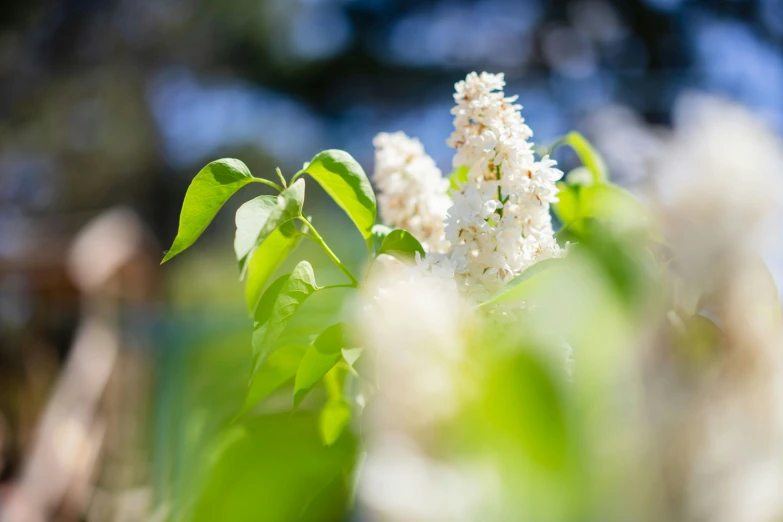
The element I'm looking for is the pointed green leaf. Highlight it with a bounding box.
[298,150,376,246]
[163,158,255,263]
[237,180,306,274]
[554,182,648,236]
[294,324,344,408]
[253,274,290,330]
[582,184,646,225]
[234,196,277,262]
[238,344,308,418]
[252,261,320,373]
[244,221,303,315]
[319,400,351,446]
[481,258,568,307]
[551,131,608,184]
[377,229,425,264]
[553,181,578,226]
[234,181,306,314]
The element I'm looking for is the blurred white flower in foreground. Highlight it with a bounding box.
[355,260,489,521]
[373,131,451,253]
[653,93,783,285]
[648,92,783,522]
[357,259,471,431]
[360,436,495,522]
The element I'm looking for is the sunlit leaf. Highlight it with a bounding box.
[481,258,568,307]
[559,221,657,307]
[320,400,352,447]
[554,183,648,236]
[163,158,255,263]
[235,182,306,314]
[190,413,356,522]
[484,351,570,471]
[252,261,320,374]
[294,324,345,408]
[298,150,376,248]
[244,221,303,315]
[239,344,308,418]
[238,180,306,274]
[234,195,277,262]
[553,182,579,231]
[377,229,425,264]
[553,181,577,224]
[552,131,608,184]
[319,365,353,446]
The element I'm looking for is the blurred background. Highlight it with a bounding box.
[1,0,783,520]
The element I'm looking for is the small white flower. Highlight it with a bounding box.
[373,131,452,253]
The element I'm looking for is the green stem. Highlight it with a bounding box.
[290,168,307,185]
[297,217,359,287]
[545,132,608,185]
[321,284,356,291]
[275,167,287,189]
[251,177,284,192]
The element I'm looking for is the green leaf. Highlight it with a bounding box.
[238,180,306,273]
[377,229,425,264]
[319,365,352,446]
[298,150,376,247]
[481,258,567,307]
[552,131,608,184]
[447,165,470,195]
[320,400,351,447]
[371,224,392,255]
[553,181,578,226]
[252,261,320,373]
[234,196,278,262]
[485,351,569,471]
[294,324,345,408]
[235,181,306,314]
[238,344,308,418]
[554,183,648,236]
[163,158,255,263]
[244,221,303,315]
[190,412,356,522]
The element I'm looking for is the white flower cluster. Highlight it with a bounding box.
[357,264,469,430]
[653,93,783,283]
[373,132,451,253]
[356,263,488,522]
[425,72,564,302]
